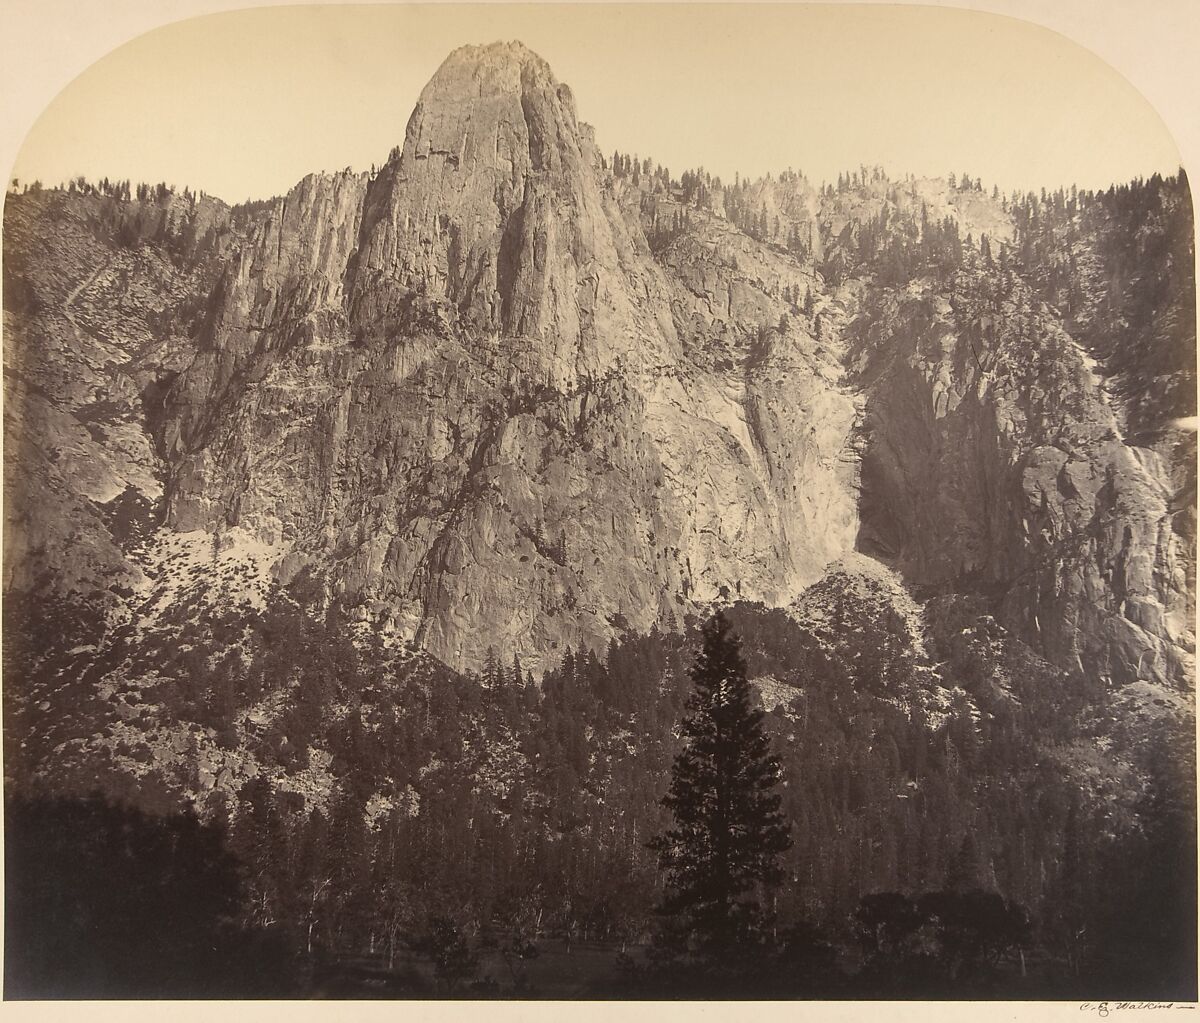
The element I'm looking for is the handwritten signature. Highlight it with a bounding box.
[1080,1004,1197,1016]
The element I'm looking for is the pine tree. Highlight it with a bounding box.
[650,610,792,962]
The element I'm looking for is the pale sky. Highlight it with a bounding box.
[9,3,1186,206]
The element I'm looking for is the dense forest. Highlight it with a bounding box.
[5,562,1194,997]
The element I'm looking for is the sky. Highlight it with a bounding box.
[8,3,1187,206]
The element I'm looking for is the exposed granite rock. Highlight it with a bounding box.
[847,270,1193,686]
[3,42,1193,690]
[154,42,864,671]
[3,189,235,597]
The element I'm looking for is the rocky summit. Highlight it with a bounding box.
[156,40,865,677]
[2,40,1196,998]
[8,41,1192,682]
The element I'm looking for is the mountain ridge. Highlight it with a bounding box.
[4,41,1194,685]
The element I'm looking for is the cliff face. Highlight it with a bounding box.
[349,43,673,379]
[3,42,1194,688]
[2,187,236,598]
[154,42,864,671]
[847,272,1193,686]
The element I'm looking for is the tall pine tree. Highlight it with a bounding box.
[650,610,792,963]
